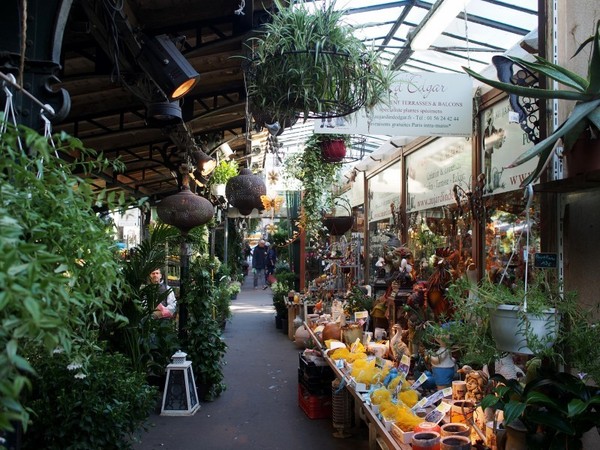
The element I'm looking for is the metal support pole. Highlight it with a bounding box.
[224,214,229,266]
[178,238,191,345]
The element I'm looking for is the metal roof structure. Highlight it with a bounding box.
[0,0,539,202]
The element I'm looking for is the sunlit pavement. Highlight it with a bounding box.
[133,275,369,450]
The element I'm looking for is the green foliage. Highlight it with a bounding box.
[101,223,180,382]
[244,0,393,123]
[481,372,600,449]
[0,123,132,432]
[463,20,600,186]
[441,272,600,375]
[21,348,157,450]
[209,159,238,185]
[271,264,296,317]
[284,133,341,239]
[345,286,373,315]
[185,257,227,401]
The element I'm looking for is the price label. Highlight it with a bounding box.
[354,310,369,320]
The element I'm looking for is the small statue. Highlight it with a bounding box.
[459,365,489,403]
[427,336,456,389]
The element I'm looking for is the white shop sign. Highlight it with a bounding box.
[315,72,473,137]
[406,137,471,213]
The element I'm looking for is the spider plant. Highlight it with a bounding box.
[243,0,394,124]
[463,20,600,186]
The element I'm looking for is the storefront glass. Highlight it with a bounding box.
[480,99,540,282]
[405,137,472,280]
[367,161,402,281]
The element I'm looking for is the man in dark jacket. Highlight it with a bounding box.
[264,243,277,289]
[252,240,268,290]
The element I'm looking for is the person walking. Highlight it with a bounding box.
[252,240,268,290]
[264,243,277,289]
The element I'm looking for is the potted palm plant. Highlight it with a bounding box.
[243,0,394,125]
[463,20,600,186]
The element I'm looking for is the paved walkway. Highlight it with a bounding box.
[133,276,369,450]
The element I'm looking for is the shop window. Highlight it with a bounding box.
[407,206,472,281]
[484,190,540,284]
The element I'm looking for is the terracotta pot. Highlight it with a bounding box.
[322,322,342,342]
[321,138,347,162]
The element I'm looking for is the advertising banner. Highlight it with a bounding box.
[406,137,472,213]
[315,72,473,137]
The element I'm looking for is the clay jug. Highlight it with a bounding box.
[322,321,342,342]
[294,325,311,349]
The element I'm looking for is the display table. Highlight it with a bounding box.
[304,324,410,450]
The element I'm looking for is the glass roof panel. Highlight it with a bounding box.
[267,0,539,173]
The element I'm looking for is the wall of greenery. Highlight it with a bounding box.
[0,122,153,447]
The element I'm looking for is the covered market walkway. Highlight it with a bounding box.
[133,276,369,450]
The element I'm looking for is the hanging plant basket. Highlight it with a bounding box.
[241,0,393,127]
[489,305,560,355]
[245,50,370,120]
[322,216,354,236]
[322,197,354,236]
[320,138,347,163]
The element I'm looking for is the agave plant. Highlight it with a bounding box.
[463,20,600,187]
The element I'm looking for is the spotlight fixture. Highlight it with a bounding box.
[216,142,234,160]
[192,149,216,176]
[138,34,200,101]
[146,100,183,127]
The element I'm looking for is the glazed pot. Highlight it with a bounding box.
[411,431,441,450]
[440,435,471,450]
[321,138,347,162]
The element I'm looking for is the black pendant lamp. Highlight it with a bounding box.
[225,168,266,216]
[157,171,214,235]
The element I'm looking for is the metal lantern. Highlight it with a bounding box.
[160,350,200,416]
[225,168,266,216]
[157,173,214,235]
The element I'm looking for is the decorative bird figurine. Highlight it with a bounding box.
[389,323,410,363]
[264,121,281,136]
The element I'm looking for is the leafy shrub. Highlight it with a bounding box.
[0,123,133,432]
[21,349,157,450]
[185,258,227,401]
